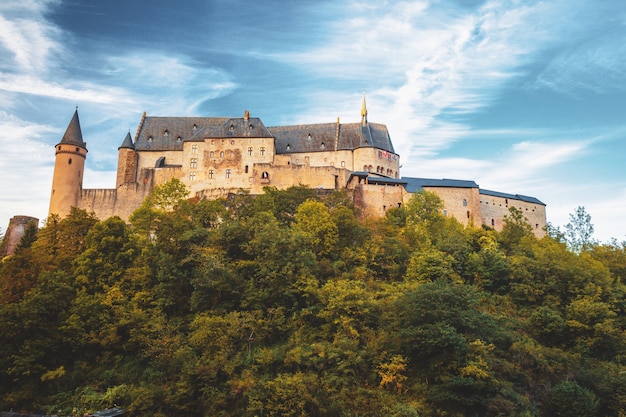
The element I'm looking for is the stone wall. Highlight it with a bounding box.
[0,215,39,257]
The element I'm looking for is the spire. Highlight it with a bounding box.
[59,108,86,147]
[361,93,368,126]
[118,131,135,150]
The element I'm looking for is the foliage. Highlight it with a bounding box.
[1,188,626,416]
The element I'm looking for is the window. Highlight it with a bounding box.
[443,209,447,216]
[248,147,253,156]
[190,158,197,168]
[260,147,265,156]
[192,144,197,154]
[341,161,345,167]
[189,172,196,181]
[68,158,72,165]
[225,169,231,179]
[220,151,224,158]
[208,170,214,179]
[491,218,495,226]
[245,165,249,173]
[463,199,467,206]
[210,151,214,158]
[467,210,470,219]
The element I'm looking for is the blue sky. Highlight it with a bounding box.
[1,0,625,242]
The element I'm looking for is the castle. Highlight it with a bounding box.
[48,99,546,237]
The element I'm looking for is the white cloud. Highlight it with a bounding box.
[0,2,63,74]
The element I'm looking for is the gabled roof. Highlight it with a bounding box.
[58,109,86,148]
[480,189,545,205]
[401,177,479,193]
[133,115,273,151]
[118,132,134,150]
[269,121,395,154]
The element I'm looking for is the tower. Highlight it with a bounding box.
[116,131,137,188]
[49,109,88,218]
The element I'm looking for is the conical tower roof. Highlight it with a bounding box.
[118,131,134,150]
[58,109,86,147]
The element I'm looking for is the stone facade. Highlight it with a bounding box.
[46,102,546,237]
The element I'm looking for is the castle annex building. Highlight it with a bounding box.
[49,100,546,237]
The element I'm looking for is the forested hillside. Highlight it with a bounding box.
[2,180,626,417]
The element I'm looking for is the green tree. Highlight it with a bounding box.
[565,206,597,253]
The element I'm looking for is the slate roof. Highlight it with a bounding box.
[131,113,396,155]
[118,132,134,150]
[133,115,274,151]
[401,177,479,193]
[58,109,86,147]
[269,122,395,154]
[480,189,545,205]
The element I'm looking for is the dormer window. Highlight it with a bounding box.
[229,124,235,130]
[148,136,153,142]
[321,142,325,149]
[307,133,312,140]
[193,124,197,130]
[286,144,291,151]
[176,136,182,142]
[249,124,254,130]
[163,130,168,136]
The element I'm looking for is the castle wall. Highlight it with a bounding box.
[78,170,154,221]
[116,148,137,187]
[421,186,482,228]
[354,147,400,178]
[480,194,546,237]
[353,183,406,217]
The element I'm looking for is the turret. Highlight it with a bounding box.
[116,131,138,187]
[49,109,88,218]
[361,93,368,126]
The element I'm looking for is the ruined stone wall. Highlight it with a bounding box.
[1,215,38,257]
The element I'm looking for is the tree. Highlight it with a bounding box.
[499,207,533,253]
[565,206,597,253]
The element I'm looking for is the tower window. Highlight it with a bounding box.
[192,144,197,154]
[248,147,253,156]
[260,147,265,156]
[68,158,72,165]
[225,169,231,179]
[209,170,214,179]
[190,158,197,169]
[189,172,196,181]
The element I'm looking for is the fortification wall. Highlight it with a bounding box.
[78,169,154,221]
[353,183,406,218]
[421,186,482,228]
[480,194,546,237]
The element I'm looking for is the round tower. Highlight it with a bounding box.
[49,109,88,218]
[116,131,138,188]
